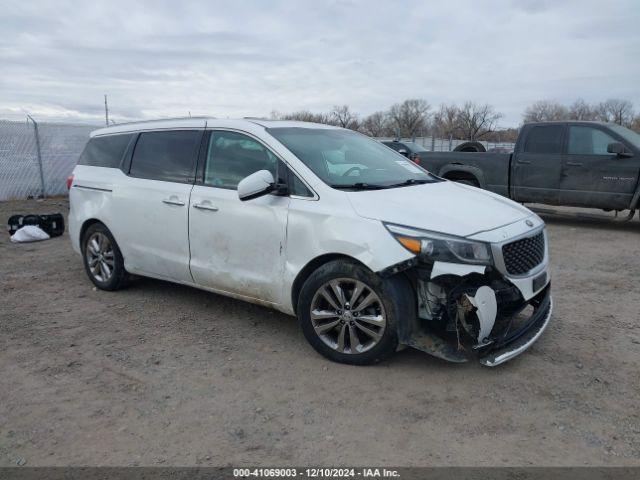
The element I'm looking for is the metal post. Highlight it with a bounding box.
[448,135,453,151]
[27,115,46,198]
[104,94,109,126]
[431,136,435,152]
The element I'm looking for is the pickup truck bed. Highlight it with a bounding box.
[417,121,640,215]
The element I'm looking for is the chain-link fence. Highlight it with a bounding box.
[0,118,94,201]
[377,136,516,152]
[0,118,519,201]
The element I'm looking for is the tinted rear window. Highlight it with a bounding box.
[78,134,133,168]
[129,130,201,183]
[523,126,564,154]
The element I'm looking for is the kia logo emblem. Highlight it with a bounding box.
[526,220,534,227]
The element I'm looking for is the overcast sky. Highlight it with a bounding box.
[1,0,639,127]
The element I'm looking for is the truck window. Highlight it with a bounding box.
[568,126,616,155]
[523,126,563,154]
[78,133,133,168]
[129,130,201,183]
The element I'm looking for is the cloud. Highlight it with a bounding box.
[0,0,638,126]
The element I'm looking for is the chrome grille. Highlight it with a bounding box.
[502,231,545,275]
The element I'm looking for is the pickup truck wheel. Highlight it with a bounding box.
[81,223,129,291]
[297,260,410,365]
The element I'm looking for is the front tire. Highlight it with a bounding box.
[81,223,128,291]
[297,260,412,365]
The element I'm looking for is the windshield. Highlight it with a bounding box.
[608,124,640,150]
[267,127,439,189]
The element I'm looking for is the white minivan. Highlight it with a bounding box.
[69,118,552,366]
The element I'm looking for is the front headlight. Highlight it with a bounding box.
[385,223,493,265]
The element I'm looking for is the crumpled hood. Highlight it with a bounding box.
[346,181,533,237]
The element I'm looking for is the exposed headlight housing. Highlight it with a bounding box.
[385,223,493,265]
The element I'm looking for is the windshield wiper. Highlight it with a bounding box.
[385,178,434,188]
[331,183,390,190]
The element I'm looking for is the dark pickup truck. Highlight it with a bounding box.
[415,121,640,218]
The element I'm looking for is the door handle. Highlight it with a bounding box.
[193,202,219,212]
[162,198,185,206]
[566,161,583,166]
[517,160,532,164]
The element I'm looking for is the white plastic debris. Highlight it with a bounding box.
[10,225,50,243]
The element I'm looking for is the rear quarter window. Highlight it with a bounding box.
[78,134,134,168]
[129,130,202,183]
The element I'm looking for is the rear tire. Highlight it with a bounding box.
[297,260,412,365]
[81,223,129,291]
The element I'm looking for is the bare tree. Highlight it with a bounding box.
[276,110,331,124]
[482,128,519,143]
[455,102,502,140]
[361,111,391,137]
[568,99,597,121]
[432,103,460,138]
[330,105,360,130]
[523,100,569,123]
[631,115,640,134]
[596,98,634,126]
[388,99,431,138]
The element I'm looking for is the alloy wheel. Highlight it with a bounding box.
[85,232,115,282]
[309,278,386,354]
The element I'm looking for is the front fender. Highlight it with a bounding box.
[281,206,413,314]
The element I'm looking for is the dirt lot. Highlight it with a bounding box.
[1,197,639,467]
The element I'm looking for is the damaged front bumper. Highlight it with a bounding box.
[386,224,553,366]
[403,262,552,366]
[478,289,552,366]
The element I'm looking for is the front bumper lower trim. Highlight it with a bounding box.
[478,296,553,367]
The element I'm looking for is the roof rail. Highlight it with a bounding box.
[109,116,212,127]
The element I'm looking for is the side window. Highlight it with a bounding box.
[568,126,617,155]
[523,126,564,154]
[289,170,313,197]
[129,130,201,182]
[78,133,133,168]
[204,131,277,189]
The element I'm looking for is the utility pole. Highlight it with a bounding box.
[104,94,109,126]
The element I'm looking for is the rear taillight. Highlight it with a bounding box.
[66,174,74,190]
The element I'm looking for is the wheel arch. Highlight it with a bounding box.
[79,218,110,248]
[630,186,640,212]
[439,165,484,188]
[291,253,370,315]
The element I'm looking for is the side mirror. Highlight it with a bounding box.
[238,170,276,201]
[398,149,408,157]
[607,142,633,157]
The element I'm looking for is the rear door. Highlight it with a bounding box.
[512,124,565,205]
[560,125,638,209]
[189,130,290,305]
[112,129,202,282]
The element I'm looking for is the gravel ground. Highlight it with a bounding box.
[1,197,639,467]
